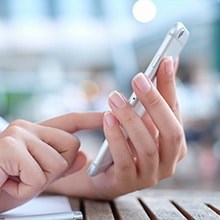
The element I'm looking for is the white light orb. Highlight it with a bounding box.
[132,0,157,23]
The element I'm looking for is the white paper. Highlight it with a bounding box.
[0,195,72,218]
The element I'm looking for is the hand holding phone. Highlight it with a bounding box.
[88,22,189,176]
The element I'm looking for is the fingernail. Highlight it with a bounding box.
[165,56,173,74]
[104,112,117,127]
[133,73,151,92]
[109,90,126,108]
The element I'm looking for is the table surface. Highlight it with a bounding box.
[69,190,220,220]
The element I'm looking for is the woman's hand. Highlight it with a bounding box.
[45,57,187,200]
[96,57,187,198]
[0,112,103,212]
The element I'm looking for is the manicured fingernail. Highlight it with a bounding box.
[104,112,117,127]
[165,56,173,74]
[109,90,126,108]
[133,73,151,92]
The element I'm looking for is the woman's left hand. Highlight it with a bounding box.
[45,57,187,200]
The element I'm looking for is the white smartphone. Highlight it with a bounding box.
[88,22,189,176]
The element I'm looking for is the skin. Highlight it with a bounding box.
[0,57,187,212]
[44,57,187,200]
[0,112,103,212]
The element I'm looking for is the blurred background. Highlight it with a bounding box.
[0,0,220,190]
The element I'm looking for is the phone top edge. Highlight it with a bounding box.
[169,22,186,35]
[168,22,190,46]
[145,22,189,80]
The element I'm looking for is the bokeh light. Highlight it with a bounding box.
[132,0,157,23]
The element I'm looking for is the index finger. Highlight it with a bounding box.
[39,112,104,133]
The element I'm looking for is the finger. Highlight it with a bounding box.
[33,126,80,170]
[156,57,182,123]
[9,120,80,170]
[141,111,158,140]
[0,136,46,199]
[39,112,103,133]
[156,57,187,162]
[2,122,78,185]
[102,111,137,183]
[174,57,179,74]
[107,92,159,182]
[64,151,87,176]
[132,73,185,173]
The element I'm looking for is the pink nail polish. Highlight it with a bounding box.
[133,73,151,92]
[109,90,126,108]
[105,112,117,127]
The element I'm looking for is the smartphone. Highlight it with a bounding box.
[88,22,189,176]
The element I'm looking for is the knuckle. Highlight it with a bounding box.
[167,124,184,147]
[10,119,30,129]
[36,173,47,188]
[69,134,80,146]
[162,166,176,180]
[54,133,80,156]
[1,135,17,147]
[0,137,16,161]
[72,135,80,148]
[50,157,69,175]
[5,125,23,137]
[3,120,31,139]
[0,135,22,153]
[166,166,176,178]
[123,110,137,125]
[171,100,180,113]
[173,130,184,147]
[143,146,158,159]
[147,95,163,110]
[141,177,158,189]
[148,178,158,187]
[65,135,80,153]
[58,159,69,172]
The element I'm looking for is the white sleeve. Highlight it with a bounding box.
[0,116,9,133]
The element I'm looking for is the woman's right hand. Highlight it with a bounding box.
[0,112,103,212]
